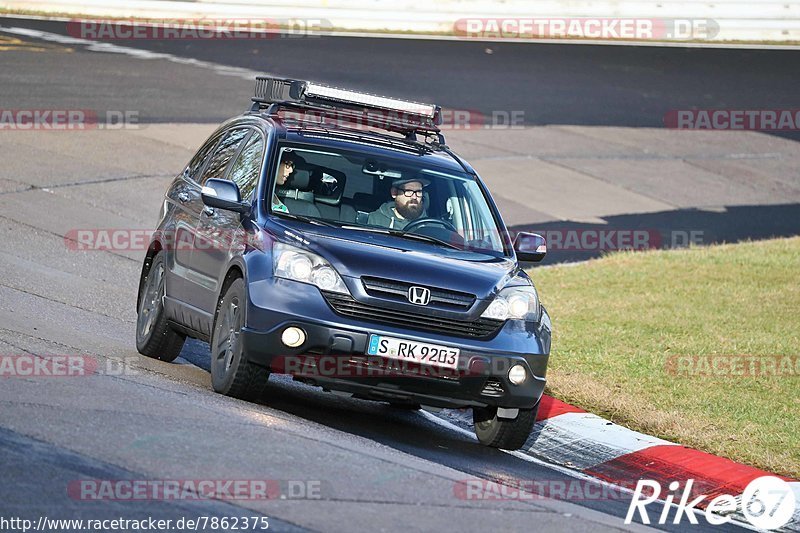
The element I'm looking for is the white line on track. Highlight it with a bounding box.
[0,25,269,80]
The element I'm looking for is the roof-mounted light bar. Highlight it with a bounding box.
[252,76,442,133]
[304,82,437,119]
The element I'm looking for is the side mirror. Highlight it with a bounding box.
[514,232,547,263]
[201,178,250,215]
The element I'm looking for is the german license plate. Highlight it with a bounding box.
[366,334,460,370]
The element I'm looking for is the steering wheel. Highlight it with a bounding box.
[402,217,458,234]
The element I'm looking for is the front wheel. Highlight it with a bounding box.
[473,402,539,450]
[136,251,185,362]
[210,278,269,401]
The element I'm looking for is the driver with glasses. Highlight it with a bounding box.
[367,177,429,230]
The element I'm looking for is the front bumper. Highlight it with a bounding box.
[242,278,551,410]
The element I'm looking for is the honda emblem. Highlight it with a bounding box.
[407,286,431,306]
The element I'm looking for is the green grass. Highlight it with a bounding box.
[530,237,800,478]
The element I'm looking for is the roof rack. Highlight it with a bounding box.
[250,77,446,145]
[296,126,437,156]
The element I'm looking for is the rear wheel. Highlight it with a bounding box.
[473,402,539,450]
[210,278,269,401]
[136,251,185,362]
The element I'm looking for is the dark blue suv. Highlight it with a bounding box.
[136,77,551,450]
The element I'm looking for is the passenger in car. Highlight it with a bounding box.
[272,151,297,213]
[367,178,429,230]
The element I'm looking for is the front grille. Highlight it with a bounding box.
[361,277,475,310]
[322,292,503,339]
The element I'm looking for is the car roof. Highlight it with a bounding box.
[235,112,475,176]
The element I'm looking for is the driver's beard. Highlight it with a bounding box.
[397,200,423,220]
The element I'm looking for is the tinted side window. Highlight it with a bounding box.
[186,135,221,181]
[228,133,264,201]
[200,128,249,185]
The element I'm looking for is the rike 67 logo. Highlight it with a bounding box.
[626,477,796,530]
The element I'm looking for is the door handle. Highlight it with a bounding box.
[203,206,216,217]
[177,192,190,203]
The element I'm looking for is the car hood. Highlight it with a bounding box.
[271,221,518,299]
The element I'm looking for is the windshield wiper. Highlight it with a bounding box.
[278,217,461,250]
[388,230,461,250]
[274,212,340,228]
[347,226,460,250]
[339,225,385,232]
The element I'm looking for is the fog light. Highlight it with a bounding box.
[508,364,527,385]
[281,327,306,348]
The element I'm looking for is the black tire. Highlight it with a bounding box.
[136,251,186,362]
[210,277,269,401]
[473,401,539,450]
[388,402,421,410]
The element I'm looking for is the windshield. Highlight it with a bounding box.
[268,144,507,256]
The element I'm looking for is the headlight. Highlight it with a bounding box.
[481,284,541,322]
[273,242,348,294]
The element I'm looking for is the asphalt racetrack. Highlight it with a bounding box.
[1,16,798,532]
